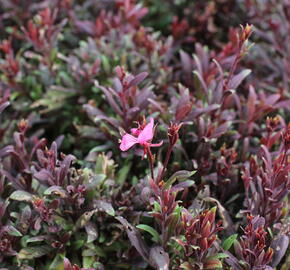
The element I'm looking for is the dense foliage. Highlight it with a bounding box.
[0,0,289,269]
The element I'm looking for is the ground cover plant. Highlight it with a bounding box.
[0,0,289,269]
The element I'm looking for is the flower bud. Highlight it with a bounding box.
[18,119,28,134]
[168,123,182,146]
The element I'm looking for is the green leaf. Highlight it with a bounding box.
[18,246,52,260]
[179,262,192,269]
[82,246,106,257]
[58,71,73,87]
[54,215,71,230]
[101,55,111,73]
[238,260,248,267]
[116,163,131,185]
[49,253,65,270]
[153,201,161,212]
[44,186,67,197]
[31,86,76,113]
[95,154,107,174]
[6,226,22,237]
[85,223,98,243]
[10,191,33,202]
[83,256,95,268]
[73,239,85,250]
[222,234,238,250]
[98,232,106,243]
[26,236,47,243]
[89,144,111,153]
[75,210,97,229]
[136,224,161,243]
[95,200,115,216]
[165,170,196,188]
[207,253,229,260]
[87,174,106,189]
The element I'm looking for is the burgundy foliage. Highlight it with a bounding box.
[0,0,289,269]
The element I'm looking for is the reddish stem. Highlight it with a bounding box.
[147,147,155,181]
[158,145,174,183]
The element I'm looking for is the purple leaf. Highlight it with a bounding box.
[228,69,251,89]
[136,86,154,109]
[175,87,192,121]
[59,154,75,185]
[265,94,280,106]
[270,234,289,267]
[63,257,73,270]
[171,180,195,192]
[128,72,148,88]
[191,104,220,118]
[95,200,115,216]
[0,201,8,220]
[149,246,169,270]
[97,84,123,116]
[116,216,149,262]
[180,50,192,74]
[274,99,290,108]
[34,169,54,186]
[74,20,95,35]
[14,132,23,148]
[0,101,9,114]
[50,142,58,162]
[247,85,257,121]
[30,138,46,160]
[1,170,25,190]
[224,251,243,270]
[0,145,13,158]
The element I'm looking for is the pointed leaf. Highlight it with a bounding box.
[165,170,196,188]
[95,200,115,216]
[116,216,149,261]
[128,72,148,88]
[18,246,52,260]
[10,191,33,202]
[136,224,161,243]
[7,226,22,237]
[207,253,229,260]
[44,186,67,197]
[149,246,169,270]
[203,258,223,269]
[270,234,289,267]
[85,222,98,243]
[222,234,238,250]
[228,69,251,89]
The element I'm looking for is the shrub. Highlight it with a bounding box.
[0,0,289,269]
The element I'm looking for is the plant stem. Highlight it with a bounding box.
[158,145,173,183]
[147,147,155,181]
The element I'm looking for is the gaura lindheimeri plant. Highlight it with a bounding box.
[1,0,290,269]
[225,215,274,270]
[242,120,290,227]
[175,207,224,270]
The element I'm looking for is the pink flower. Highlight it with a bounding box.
[120,118,163,154]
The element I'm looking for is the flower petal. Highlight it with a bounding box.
[149,140,163,147]
[131,128,141,136]
[120,134,138,151]
[138,118,154,143]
